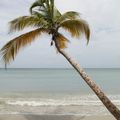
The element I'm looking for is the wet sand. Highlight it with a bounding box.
[0,114,116,120]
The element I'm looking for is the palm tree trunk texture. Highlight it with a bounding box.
[55,42,120,120]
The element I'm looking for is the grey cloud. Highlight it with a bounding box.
[0,0,120,68]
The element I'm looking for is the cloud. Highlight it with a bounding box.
[0,0,120,68]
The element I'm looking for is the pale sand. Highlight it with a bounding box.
[0,114,116,120]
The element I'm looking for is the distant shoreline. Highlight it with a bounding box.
[0,68,120,69]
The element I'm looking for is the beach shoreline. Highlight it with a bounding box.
[0,69,119,120]
[0,114,115,120]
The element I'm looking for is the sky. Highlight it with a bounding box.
[0,0,120,68]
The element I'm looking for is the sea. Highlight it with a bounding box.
[0,68,119,116]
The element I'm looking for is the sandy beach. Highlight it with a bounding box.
[0,114,116,120]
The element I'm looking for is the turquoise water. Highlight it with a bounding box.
[0,68,119,115]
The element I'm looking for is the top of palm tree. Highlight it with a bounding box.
[0,0,90,65]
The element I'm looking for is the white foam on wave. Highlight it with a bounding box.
[6,95,120,107]
[0,94,118,107]
[0,94,119,116]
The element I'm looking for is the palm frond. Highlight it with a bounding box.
[56,11,80,23]
[56,33,69,49]
[59,19,90,43]
[50,0,54,18]
[30,0,56,23]
[53,7,61,21]
[9,16,48,33]
[30,0,46,14]
[0,28,48,64]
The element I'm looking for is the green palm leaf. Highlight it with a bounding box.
[30,0,55,22]
[59,19,90,43]
[56,11,80,23]
[9,16,48,32]
[53,7,61,21]
[1,28,48,64]
[30,0,46,14]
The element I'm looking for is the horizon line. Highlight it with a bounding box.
[0,67,120,69]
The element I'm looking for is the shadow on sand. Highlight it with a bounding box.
[24,114,86,120]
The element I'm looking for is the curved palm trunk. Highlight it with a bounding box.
[55,42,120,120]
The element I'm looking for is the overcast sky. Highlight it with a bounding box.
[0,0,120,68]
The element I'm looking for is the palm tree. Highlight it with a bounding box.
[0,0,120,119]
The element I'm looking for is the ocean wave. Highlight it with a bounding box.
[4,94,120,107]
[6,100,120,107]
[0,94,119,116]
